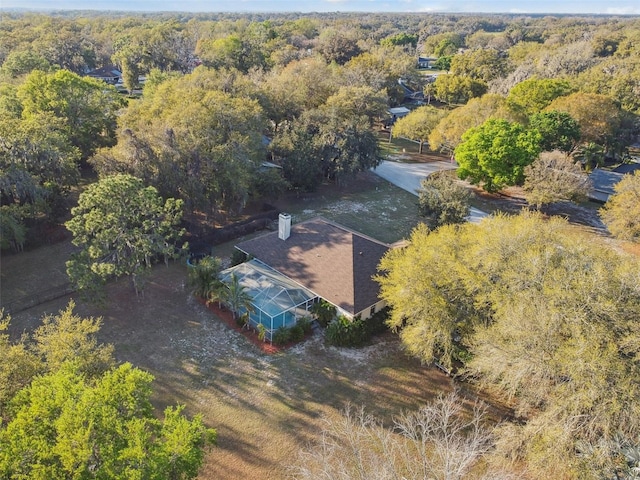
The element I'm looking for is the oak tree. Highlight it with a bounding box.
[65,174,185,295]
[523,151,591,209]
[454,118,541,192]
[391,105,447,154]
[600,171,640,243]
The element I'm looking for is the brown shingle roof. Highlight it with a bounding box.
[235,218,390,316]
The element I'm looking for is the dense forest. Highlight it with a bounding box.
[1,10,640,479]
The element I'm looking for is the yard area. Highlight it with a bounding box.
[7,263,460,479]
[2,172,480,479]
[269,170,422,245]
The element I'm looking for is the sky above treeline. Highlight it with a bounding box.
[3,0,639,14]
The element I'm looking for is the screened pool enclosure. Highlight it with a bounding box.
[220,259,317,342]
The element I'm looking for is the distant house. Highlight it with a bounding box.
[386,106,411,126]
[418,56,438,69]
[589,169,624,202]
[221,215,391,340]
[85,66,122,85]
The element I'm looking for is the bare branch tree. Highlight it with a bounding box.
[290,391,519,480]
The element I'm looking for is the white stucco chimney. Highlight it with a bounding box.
[278,213,291,241]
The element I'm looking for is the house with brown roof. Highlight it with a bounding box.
[220,214,390,338]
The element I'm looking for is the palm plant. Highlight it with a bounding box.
[573,142,605,171]
[187,255,223,304]
[224,273,255,320]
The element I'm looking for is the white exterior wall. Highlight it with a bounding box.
[354,300,387,320]
[334,300,387,321]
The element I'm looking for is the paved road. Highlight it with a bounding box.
[372,160,488,223]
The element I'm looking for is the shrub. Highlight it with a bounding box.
[311,300,336,327]
[289,324,305,342]
[273,326,292,346]
[236,313,249,329]
[325,309,390,347]
[326,315,368,347]
[364,307,390,336]
[297,316,313,334]
[257,323,267,342]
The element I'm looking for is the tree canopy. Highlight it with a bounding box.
[391,105,447,154]
[65,174,185,295]
[376,212,640,478]
[600,171,640,243]
[0,304,216,480]
[454,118,541,192]
[17,69,122,160]
[417,172,470,228]
[523,151,591,208]
[92,69,267,214]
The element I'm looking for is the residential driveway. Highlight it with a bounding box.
[372,160,488,223]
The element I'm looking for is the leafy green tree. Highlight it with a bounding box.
[65,174,185,296]
[506,78,574,116]
[316,27,362,65]
[391,105,447,154]
[376,212,640,478]
[343,47,417,105]
[197,34,244,71]
[600,171,640,243]
[0,301,112,416]
[529,110,581,153]
[0,310,40,417]
[428,93,513,154]
[272,108,379,190]
[546,92,623,147]
[311,110,380,186]
[433,74,487,105]
[323,85,388,127]
[94,70,266,214]
[33,301,115,377]
[0,113,80,211]
[423,33,463,57]
[523,151,591,209]
[432,55,452,71]
[417,172,471,228]
[376,222,477,371]
[0,363,215,480]
[17,69,122,159]
[450,48,508,82]
[0,50,52,78]
[270,119,323,193]
[380,33,418,49]
[578,56,640,114]
[454,118,541,192]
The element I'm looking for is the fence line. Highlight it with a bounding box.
[1,283,76,315]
